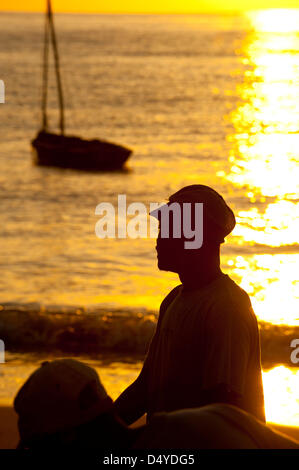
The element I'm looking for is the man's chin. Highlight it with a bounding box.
[157,258,179,273]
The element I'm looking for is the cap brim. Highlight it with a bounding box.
[149,203,169,220]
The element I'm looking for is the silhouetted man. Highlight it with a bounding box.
[115,185,265,424]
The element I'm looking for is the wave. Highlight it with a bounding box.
[0,303,157,356]
[0,303,298,368]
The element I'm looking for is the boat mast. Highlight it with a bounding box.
[41,7,49,131]
[46,0,65,134]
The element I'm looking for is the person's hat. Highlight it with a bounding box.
[14,359,113,444]
[150,184,236,243]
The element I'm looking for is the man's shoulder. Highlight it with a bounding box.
[159,285,182,315]
[209,275,256,322]
[217,274,252,305]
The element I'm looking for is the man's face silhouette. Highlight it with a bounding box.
[154,209,219,274]
[156,228,184,273]
[155,207,198,273]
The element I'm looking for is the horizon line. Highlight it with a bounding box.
[0,8,291,15]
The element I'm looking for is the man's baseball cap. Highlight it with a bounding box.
[14,359,113,445]
[150,184,236,243]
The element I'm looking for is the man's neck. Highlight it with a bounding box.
[179,265,223,291]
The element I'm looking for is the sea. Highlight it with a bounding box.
[0,11,298,426]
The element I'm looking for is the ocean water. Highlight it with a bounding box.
[0,11,299,425]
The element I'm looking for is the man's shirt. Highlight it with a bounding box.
[143,273,265,422]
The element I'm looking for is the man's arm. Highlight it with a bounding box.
[114,285,181,425]
[113,359,149,425]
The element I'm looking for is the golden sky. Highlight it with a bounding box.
[2,0,299,14]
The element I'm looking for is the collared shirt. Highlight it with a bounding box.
[143,273,265,422]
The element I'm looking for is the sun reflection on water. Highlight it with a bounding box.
[225,254,299,325]
[263,366,299,426]
[227,13,299,198]
[246,9,299,33]
[221,8,299,325]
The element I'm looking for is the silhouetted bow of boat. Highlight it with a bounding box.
[32,131,132,171]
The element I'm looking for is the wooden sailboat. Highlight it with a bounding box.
[31,0,132,171]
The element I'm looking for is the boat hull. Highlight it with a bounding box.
[31,132,132,171]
